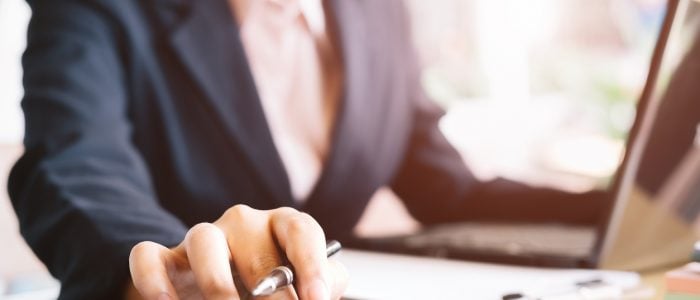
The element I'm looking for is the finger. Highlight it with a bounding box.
[214,204,292,296]
[270,208,330,300]
[328,260,349,300]
[129,241,179,300]
[184,223,239,300]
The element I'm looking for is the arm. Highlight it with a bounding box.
[8,1,187,298]
[10,2,348,299]
[390,91,608,226]
[389,3,607,227]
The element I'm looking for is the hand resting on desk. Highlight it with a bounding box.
[125,205,348,300]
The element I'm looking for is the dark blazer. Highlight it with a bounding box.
[8,0,605,298]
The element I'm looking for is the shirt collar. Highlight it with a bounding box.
[300,0,326,35]
[230,0,326,35]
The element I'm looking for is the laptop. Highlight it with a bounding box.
[357,0,700,271]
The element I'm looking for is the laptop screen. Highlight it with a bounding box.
[635,0,700,232]
[596,0,700,268]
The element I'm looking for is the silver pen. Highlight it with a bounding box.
[251,240,342,297]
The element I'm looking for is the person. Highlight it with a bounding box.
[8,0,606,299]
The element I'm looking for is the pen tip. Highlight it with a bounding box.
[251,278,276,297]
[251,266,294,296]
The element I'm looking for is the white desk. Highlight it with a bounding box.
[337,249,642,300]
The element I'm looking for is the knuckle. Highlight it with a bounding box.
[186,223,221,243]
[188,222,218,236]
[273,206,298,216]
[224,204,252,220]
[286,216,311,236]
[286,213,320,236]
[299,213,320,227]
[130,241,157,258]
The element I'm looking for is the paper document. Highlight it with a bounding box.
[337,249,640,300]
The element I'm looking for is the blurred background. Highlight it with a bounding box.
[1,0,50,297]
[1,0,27,144]
[0,0,666,297]
[404,0,665,191]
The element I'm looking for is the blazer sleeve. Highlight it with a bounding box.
[389,2,607,227]
[389,97,608,226]
[8,1,188,298]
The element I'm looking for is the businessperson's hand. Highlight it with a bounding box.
[126,205,348,300]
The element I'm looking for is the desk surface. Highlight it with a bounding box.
[642,267,672,300]
[338,249,649,299]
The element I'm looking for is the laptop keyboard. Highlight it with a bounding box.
[402,223,597,258]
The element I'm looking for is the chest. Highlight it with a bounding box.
[123,0,415,228]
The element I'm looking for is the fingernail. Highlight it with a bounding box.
[157,293,171,300]
[306,278,330,300]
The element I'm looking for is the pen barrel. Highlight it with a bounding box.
[326,240,342,257]
[251,240,342,296]
[250,266,294,296]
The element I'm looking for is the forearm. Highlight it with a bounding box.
[9,147,187,299]
[456,178,609,225]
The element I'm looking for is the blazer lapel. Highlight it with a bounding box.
[155,0,294,207]
[305,0,373,211]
